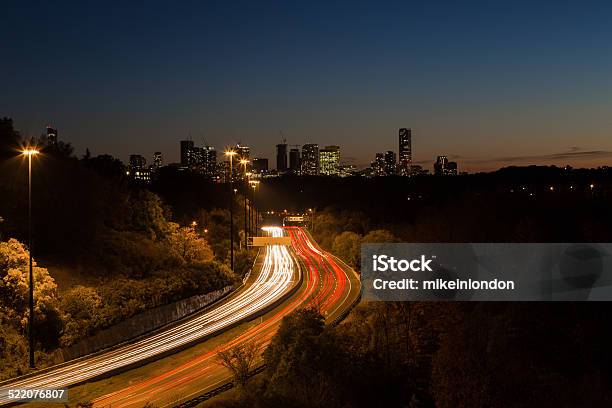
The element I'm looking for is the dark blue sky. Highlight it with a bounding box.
[2,1,612,171]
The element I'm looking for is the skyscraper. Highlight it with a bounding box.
[289,148,301,174]
[319,145,340,176]
[398,128,412,176]
[276,143,287,172]
[371,153,385,177]
[384,151,397,176]
[301,143,319,175]
[235,143,250,161]
[180,140,194,167]
[189,146,204,173]
[46,125,58,147]
[202,145,217,178]
[152,152,163,169]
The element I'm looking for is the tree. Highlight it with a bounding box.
[217,341,260,387]
[261,308,346,407]
[264,308,325,381]
[331,231,361,268]
[82,154,126,180]
[0,238,62,349]
[362,229,398,244]
[60,286,102,346]
[166,222,214,264]
[0,310,28,379]
[129,190,171,239]
[0,117,21,160]
[234,249,256,278]
[196,208,233,260]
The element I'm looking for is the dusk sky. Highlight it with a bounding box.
[2,1,612,172]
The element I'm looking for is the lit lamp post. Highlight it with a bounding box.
[22,147,39,368]
[224,150,237,271]
[249,180,260,236]
[245,172,252,242]
[308,208,314,231]
[240,159,249,249]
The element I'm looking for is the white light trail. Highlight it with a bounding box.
[0,227,295,405]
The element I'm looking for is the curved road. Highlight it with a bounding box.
[90,227,361,408]
[0,227,297,406]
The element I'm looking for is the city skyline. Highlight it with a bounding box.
[3,1,612,172]
[11,121,612,175]
[2,2,612,406]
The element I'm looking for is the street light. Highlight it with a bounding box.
[245,173,253,245]
[240,160,250,250]
[249,180,260,235]
[224,150,237,180]
[240,158,249,177]
[22,147,39,368]
[308,207,315,231]
[224,150,237,271]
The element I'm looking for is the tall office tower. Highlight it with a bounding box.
[235,143,250,161]
[301,143,319,175]
[46,125,58,147]
[276,143,288,172]
[202,145,217,178]
[319,145,340,176]
[289,148,301,174]
[191,147,204,171]
[180,140,194,167]
[398,128,412,176]
[371,153,386,176]
[384,150,397,176]
[220,160,231,183]
[434,155,449,175]
[152,152,163,170]
[252,157,269,173]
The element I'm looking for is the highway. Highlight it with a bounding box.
[0,227,297,407]
[89,226,361,408]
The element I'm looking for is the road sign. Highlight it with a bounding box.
[251,236,292,246]
[285,216,304,222]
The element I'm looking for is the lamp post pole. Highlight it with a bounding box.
[244,192,248,249]
[28,152,34,368]
[252,185,256,234]
[248,196,251,237]
[225,151,236,271]
[240,161,249,250]
[250,181,259,236]
[23,148,39,369]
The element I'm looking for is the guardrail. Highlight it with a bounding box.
[173,365,267,408]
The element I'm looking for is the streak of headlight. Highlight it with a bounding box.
[0,227,295,404]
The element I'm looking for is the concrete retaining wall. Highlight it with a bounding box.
[61,286,233,361]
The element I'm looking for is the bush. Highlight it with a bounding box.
[60,286,103,346]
